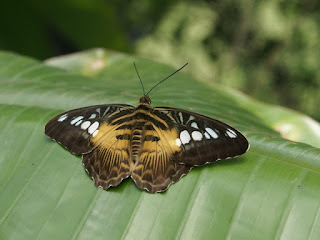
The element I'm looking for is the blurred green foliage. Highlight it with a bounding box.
[136,1,320,121]
[0,0,319,121]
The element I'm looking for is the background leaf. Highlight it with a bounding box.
[0,50,320,240]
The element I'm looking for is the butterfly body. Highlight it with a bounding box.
[45,94,249,193]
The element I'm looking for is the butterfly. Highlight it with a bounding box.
[45,63,249,193]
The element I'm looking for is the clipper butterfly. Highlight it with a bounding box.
[45,63,249,193]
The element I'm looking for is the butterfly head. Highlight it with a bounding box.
[139,95,151,105]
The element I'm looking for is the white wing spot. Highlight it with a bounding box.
[178,112,184,123]
[191,122,199,129]
[71,116,84,125]
[81,121,91,130]
[192,131,203,141]
[89,113,97,119]
[96,108,101,115]
[88,121,99,134]
[226,129,237,138]
[175,138,182,147]
[75,120,83,126]
[92,130,99,137]
[58,114,68,122]
[102,106,110,116]
[204,132,210,139]
[180,130,191,144]
[205,127,218,139]
[189,115,195,121]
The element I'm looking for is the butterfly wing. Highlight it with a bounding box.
[131,106,248,193]
[153,107,249,166]
[45,104,136,189]
[131,122,191,193]
[45,104,134,155]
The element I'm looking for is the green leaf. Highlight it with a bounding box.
[1,50,320,240]
[225,89,320,148]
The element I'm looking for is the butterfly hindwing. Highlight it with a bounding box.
[131,122,192,193]
[45,104,134,155]
[82,125,133,189]
[154,107,249,166]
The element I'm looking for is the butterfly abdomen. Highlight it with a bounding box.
[131,124,143,161]
[129,103,151,161]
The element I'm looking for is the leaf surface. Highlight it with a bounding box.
[0,50,319,240]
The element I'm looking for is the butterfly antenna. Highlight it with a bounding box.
[146,63,188,96]
[134,62,146,96]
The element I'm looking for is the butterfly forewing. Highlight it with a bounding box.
[153,107,249,166]
[45,104,134,155]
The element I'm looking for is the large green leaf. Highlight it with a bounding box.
[0,50,319,240]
